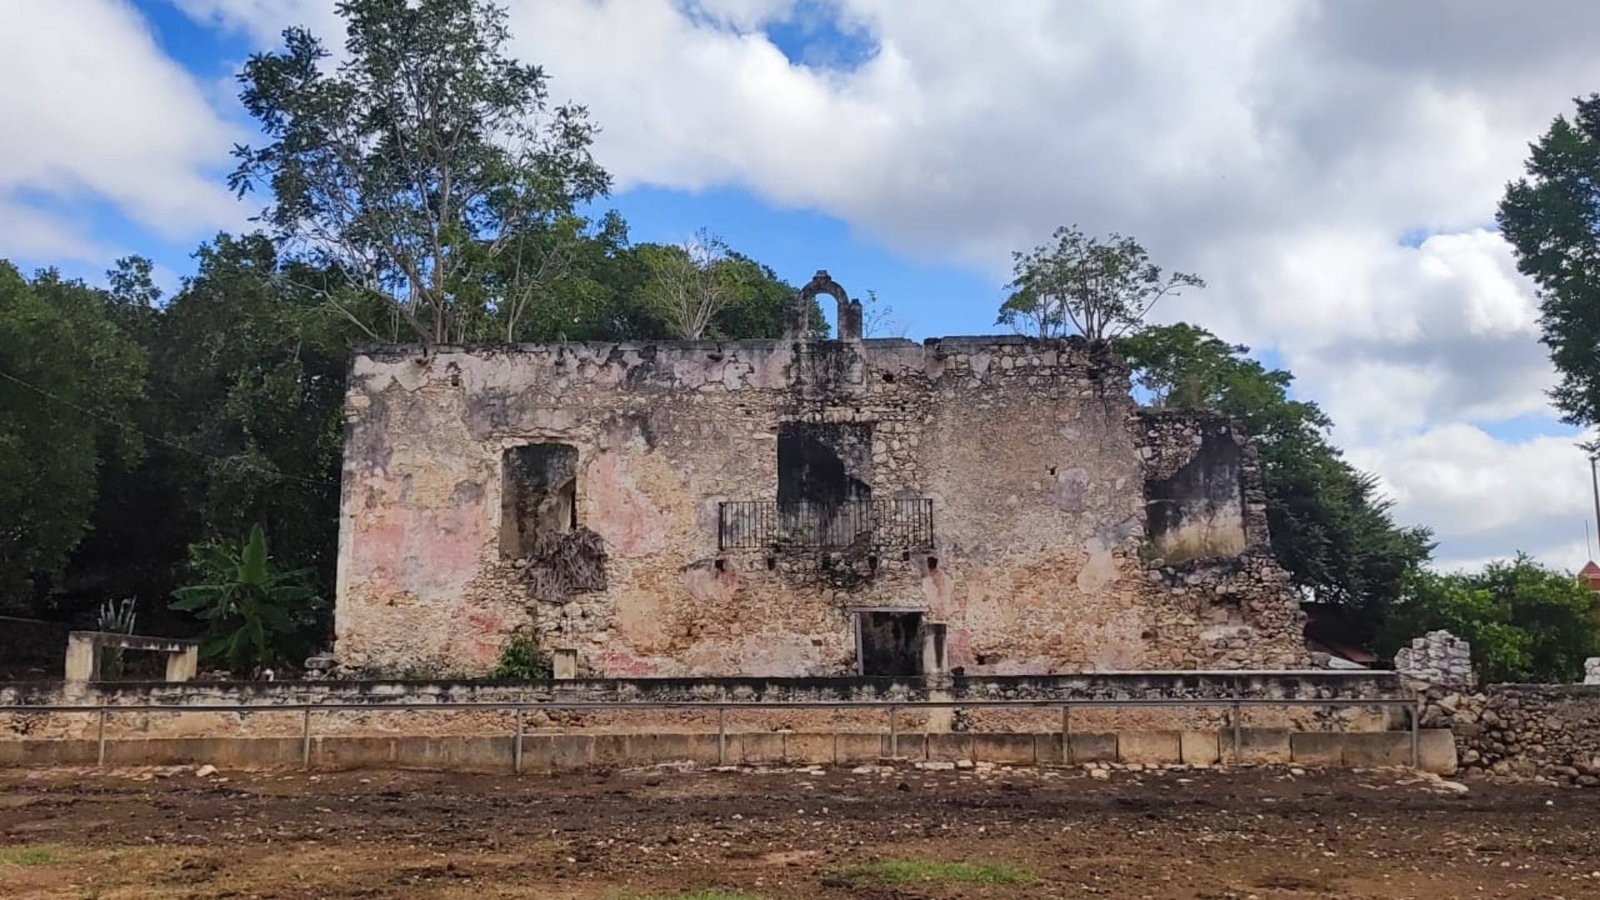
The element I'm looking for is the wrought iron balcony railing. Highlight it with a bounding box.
[717,498,934,552]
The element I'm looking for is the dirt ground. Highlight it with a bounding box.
[2,762,1599,899]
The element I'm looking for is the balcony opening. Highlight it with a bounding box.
[857,610,924,677]
[777,421,872,509]
[500,443,578,560]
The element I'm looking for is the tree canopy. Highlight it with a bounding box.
[231,0,610,345]
[1498,94,1600,429]
[1379,556,1599,684]
[0,264,146,614]
[998,225,1203,341]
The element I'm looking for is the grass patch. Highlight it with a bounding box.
[0,845,71,867]
[831,859,1038,886]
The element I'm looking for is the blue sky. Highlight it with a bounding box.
[3,0,1599,569]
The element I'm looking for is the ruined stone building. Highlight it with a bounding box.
[335,274,1307,677]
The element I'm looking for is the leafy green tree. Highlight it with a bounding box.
[1379,556,1599,684]
[639,230,775,340]
[1498,94,1600,428]
[998,226,1203,340]
[170,524,325,673]
[230,0,611,345]
[1119,323,1434,642]
[60,234,358,632]
[0,263,146,614]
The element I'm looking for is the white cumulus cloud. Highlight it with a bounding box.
[18,0,1600,569]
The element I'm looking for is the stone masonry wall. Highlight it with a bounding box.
[337,336,1307,677]
[1420,684,1600,786]
[1395,631,1474,689]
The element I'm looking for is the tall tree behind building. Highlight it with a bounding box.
[1498,94,1600,430]
[0,264,147,614]
[229,0,610,346]
[1119,323,1435,643]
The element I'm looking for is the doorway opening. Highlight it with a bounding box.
[857,610,924,676]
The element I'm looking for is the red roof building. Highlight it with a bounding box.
[1581,561,1600,593]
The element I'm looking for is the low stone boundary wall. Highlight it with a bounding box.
[0,727,1455,774]
[0,669,1406,707]
[1420,684,1600,785]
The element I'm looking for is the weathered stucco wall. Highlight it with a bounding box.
[336,336,1306,677]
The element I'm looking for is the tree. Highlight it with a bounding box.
[1378,556,1599,684]
[0,263,146,614]
[1119,323,1434,642]
[638,230,754,340]
[60,234,358,635]
[170,524,325,673]
[230,0,611,346]
[998,225,1203,341]
[1498,94,1600,428]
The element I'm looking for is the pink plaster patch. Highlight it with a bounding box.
[597,651,657,677]
[585,452,669,557]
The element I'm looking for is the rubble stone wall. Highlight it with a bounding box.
[337,336,1307,677]
[1419,684,1600,786]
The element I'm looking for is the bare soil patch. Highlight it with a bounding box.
[2,763,1597,898]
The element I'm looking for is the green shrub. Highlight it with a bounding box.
[488,631,551,680]
[170,524,324,674]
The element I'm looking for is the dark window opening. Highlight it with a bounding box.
[777,422,873,508]
[500,443,579,560]
[777,422,872,546]
[858,611,923,677]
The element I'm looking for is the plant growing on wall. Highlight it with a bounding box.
[487,629,551,680]
[170,525,325,675]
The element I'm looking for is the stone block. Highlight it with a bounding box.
[1233,728,1291,764]
[1180,730,1219,765]
[783,733,835,765]
[1289,732,1344,768]
[1417,729,1457,775]
[1068,732,1117,763]
[589,734,630,767]
[834,732,883,764]
[1118,730,1182,765]
[1342,732,1412,769]
[639,732,720,766]
[740,732,785,765]
[926,733,973,762]
[1035,733,1067,764]
[883,732,925,760]
[972,733,1036,765]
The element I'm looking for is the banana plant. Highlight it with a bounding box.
[170,525,321,674]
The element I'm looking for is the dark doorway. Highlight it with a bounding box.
[500,443,579,559]
[858,611,923,676]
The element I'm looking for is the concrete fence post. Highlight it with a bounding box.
[301,708,312,770]
[96,708,107,768]
[1231,699,1243,764]
[888,705,899,759]
[514,708,524,775]
[1061,705,1072,765]
[717,707,727,766]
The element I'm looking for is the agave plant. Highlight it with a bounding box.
[170,525,322,675]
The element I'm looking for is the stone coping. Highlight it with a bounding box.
[67,632,200,652]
